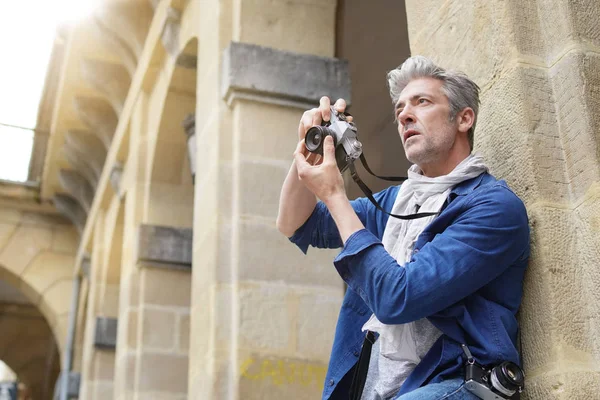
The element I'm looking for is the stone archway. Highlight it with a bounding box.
[0,206,77,399]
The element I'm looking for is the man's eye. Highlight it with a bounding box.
[418,98,428,104]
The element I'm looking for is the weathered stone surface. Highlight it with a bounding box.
[140,307,176,350]
[53,194,87,234]
[80,59,131,115]
[235,0,336,57]
[59,169,95,213]
[92,15,138,77]
[236,219,341,287]
[221,42,351,109]
[137,224,193,268]
[94,317,118,350]
[238,354,327,400]
[406,1,600,398]
[73,96,118,150]
[140,267,191,308]
[137,353,188,393]
[64,130,107,182]
[239,283,291,352]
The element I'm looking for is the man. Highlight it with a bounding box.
[277,56,529,399]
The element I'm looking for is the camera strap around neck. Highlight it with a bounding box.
[348,154,439,220]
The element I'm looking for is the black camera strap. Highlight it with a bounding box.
[348,156,438,220]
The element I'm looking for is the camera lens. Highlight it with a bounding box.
[490,361,524,396]
[305,126,336,155]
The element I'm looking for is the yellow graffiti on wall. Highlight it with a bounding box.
[240,357,327,387]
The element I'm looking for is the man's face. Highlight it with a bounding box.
[394,77,459,168]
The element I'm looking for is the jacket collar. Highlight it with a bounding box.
[450,172,487,196]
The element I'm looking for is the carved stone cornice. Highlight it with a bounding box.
[73,97,118,150]
[63,142,100,190]
[64,130,107,181]
[80,59,131,115]
[58,169,95,213]
[92,16,138,77]
[96,2,153,59]
[53,194,87,235]
[221,42,351,109]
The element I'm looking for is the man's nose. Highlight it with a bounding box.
[398,107,415,127]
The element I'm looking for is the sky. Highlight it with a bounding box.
[0,1,99,182]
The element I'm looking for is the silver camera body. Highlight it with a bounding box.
[304,107,363,172]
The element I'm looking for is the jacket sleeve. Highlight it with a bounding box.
[288,187,396,254]
[332,184,530,324]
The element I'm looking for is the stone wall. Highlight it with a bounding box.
[404,0,600,397]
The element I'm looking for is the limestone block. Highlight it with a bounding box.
[476,65,566,205]
[140,267,191,307]
[147,183,194,227]
[178,313,189,352]
[140,307,176,350]
[127,309,138,348]
[236,0,336,57]
[149,140,188,184]
[296,291,343,360]
[93,351,116,381]
[238,353,327,400]
[0,208,22,224]
[239,283,292,352]
[19,252,74,300]
[532,0,600,63]
[236,218,342,288]
[137,353,188,392]
[405,0,513,87]
[137,224,193,267]
[41,279,74,315]
[94,317,118,349]
[222,42,350,109]
[505,0,547,59]
[0,223,16,252]
[523,370,600,400]
[548,52,600,200]
[238,161,288,219]
[51,226,79,253]
[235,101,301,160]
[522,204,600,373]
[91,381,114,400]
[0,226,53,277]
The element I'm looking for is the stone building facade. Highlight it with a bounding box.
[0,0,598,399]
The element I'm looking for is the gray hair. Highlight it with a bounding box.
[387,56,480,150]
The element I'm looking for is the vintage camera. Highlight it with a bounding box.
[304,106,363,172]
[465,359,525,399]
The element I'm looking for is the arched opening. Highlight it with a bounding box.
[0,280,61,400]
[145,38,197,227]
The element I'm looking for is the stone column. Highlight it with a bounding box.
[404,0,600,397]
[113,94,148,400]
[189,1,350,399]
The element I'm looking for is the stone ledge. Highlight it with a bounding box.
[221,42,351,110]
[137,224,193,269]
[94,317,118,350]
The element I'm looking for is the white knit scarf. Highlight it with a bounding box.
[363,154,489,364]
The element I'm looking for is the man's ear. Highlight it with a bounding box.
[457,108,475,134]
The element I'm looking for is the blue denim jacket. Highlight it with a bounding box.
[289,173,530,399]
